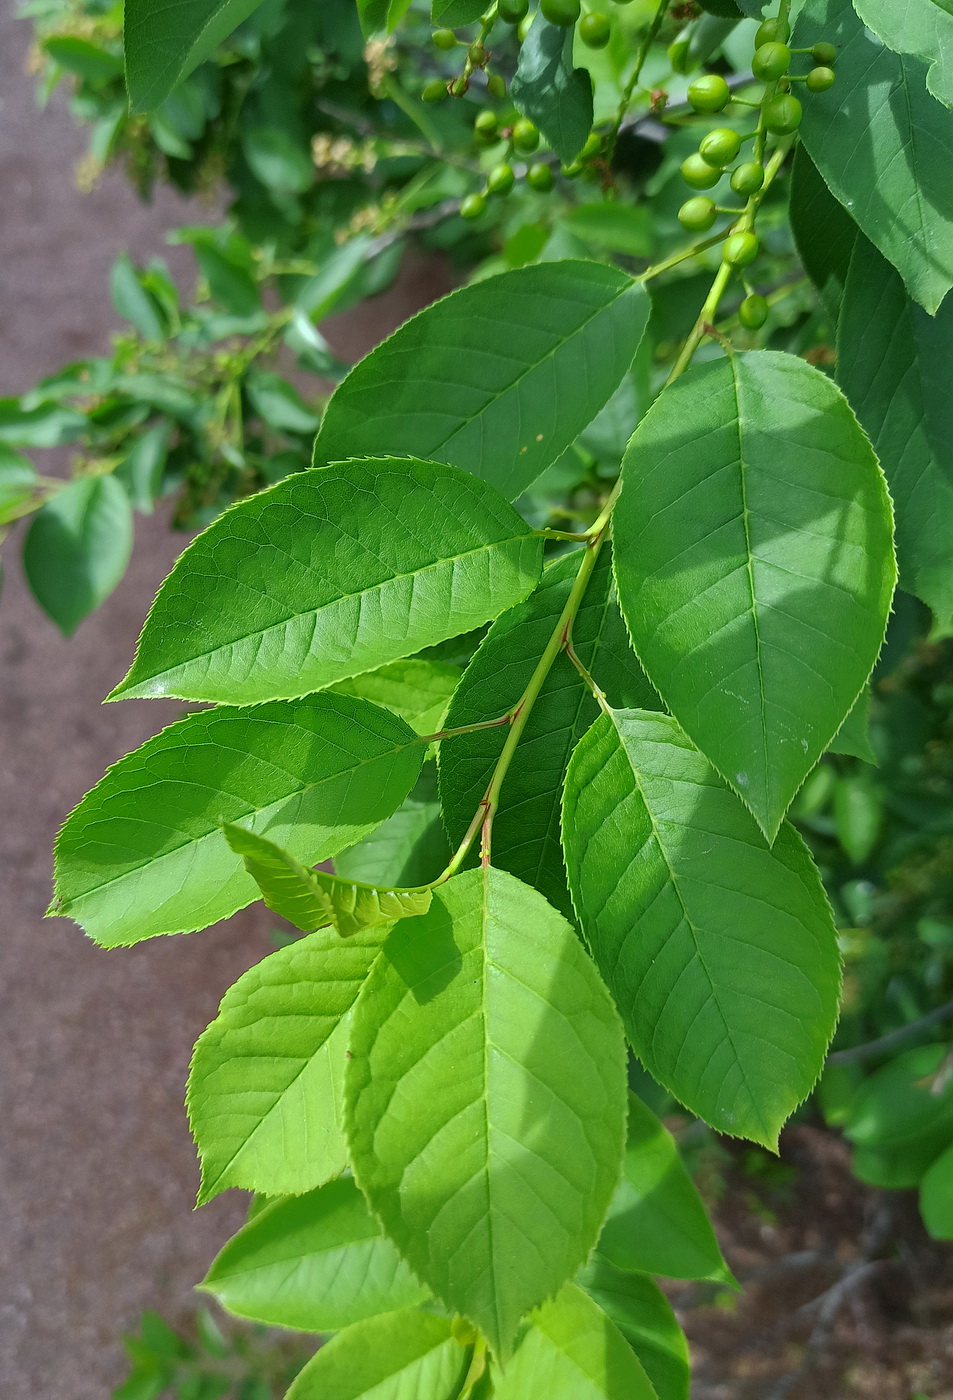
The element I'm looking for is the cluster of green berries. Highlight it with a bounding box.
[459,111,555,219]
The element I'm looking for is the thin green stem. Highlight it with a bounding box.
[538,526,591,543]
[605,0,668,162]
[639,226,734,283]
[419,713,512,745]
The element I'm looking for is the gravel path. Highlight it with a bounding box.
[0,6,450,1394]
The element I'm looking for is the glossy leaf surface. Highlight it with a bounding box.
[188,926,386,1202]
[563,710,841,1146]
[23,476,132,637]
[795,0,953,312]
[838,234,953,627]
[494,1284,657,1400]
[346,866,628,1357]
[125,0,267,111]
[439,548,656,917]
[201,1177,429,1329]
[315,263,649,501]
[110,459,542,705]
[510,20,594,165]
[576,1254,689,1400]
[51,693,422,945]
[285,1310,467,1400]
[614,350,895,838]
[223,822,432,936]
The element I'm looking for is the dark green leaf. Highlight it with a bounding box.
[357,0,415,34]
[188,927,386,1200]
[431,0,485,25]
[511,19,594,166]
[613,350,895,839]
[838,234,953,627]
[789,146,860,320]
[50,692,423,945]
[124,0,268,112]
[829,688,876,764]
[795,0,953,312]
[561,205,652,258]
[576,1254,689,1400]
[562,709,842,1147]
[346,866,628,1358]
[920,1140,953,1239]
[201,1177,429,1329]
[194,243,261,317]
[439,548,657,917]
[44,35,124,82]
[843,1043,953,1187]
[315,263,649,501]
[109,459,542,705]
[23,476,132,636]
[285,1311,467,1400]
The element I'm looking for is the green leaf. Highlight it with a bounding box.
[23,476,132,637]
[562,709,842,1147]
[44,35,124,82]
[109,459,542,705]
[843,1043,953,1187]
[285,1311,468,1400]
[201,1177,429,1330]
[561,205,652,259]
[511,20,593,166]
[314,263,649,501]
[0,450,38,522]
[789,146,860,320]
[576,1255,689,1400]
[431,0,486,25]
[795,0,953,313]
[124,0,268,112]
[0,398,86,447]
[598,1094,728,1282]
[919,1140,953,1239]
[833,773,883,864]
[115,423,171,514]
[245,372,320,435]
[111,254,166,339]
[222,822,432,936]
[829,688,876,764]
[613,350,895,839]
[853,0,953,107]
[335,766,450,889]
[494,1284,657,1400]
[50,692,423,946]
[332,659,461,737]
[193,243,261,317]
[188,926,385,1201]
[346,866,628,1358]
[838,233,953,628]
[439,548,657,918]
[356,0,415,34]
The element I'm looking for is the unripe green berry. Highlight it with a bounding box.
[422,79,447,103]
[460,192,486,220]
[474,109,499,136]
[723,231,760,268]
[752,41,791,82]
[526,161,554,191]
[730,160,765,196]
[739,293,769,329]
[498,0,528,21]
[755,16,789,46]
[486,161,515,195]
[687,73,731,113]
[513,118,540,152]
[668,38,691,74]
[678,196,717,233]
[806,65,835,93]
[579,12,611,47]
[468,42,487,65]
[432,27,457,49]
[699,127,742,168]
[580,131,603,160]
[763,92,802,133]
[487,73,507,99]
[812,41,837,65]
[540,0,580,24]
[681,152,721,190]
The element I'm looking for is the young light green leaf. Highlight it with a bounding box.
[510,20,594,166]
[285,1310,468,1400]
[613,350,895,839]
[346,866,628,1358]
[576,1254,689,1400]
[920,1141,953,1240]
[124,0,268,112]
[494,1284,658,1400]
[109,458,542,705]
[314,263,649,501]
[332,659,461,736]
[843,1044,953,1188]
[23,475,132,637]
[439,548,657,918]
[562,709,842,1147]
[795,0,953,312]
[335,765,450,889]
[838,234,953,628]
[222,822,432,936]
[201,1176,429,1330]
[51,692,423,946]
[853,0,953,107]
[188,926,386,1202]
[598,1094,728,1283]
